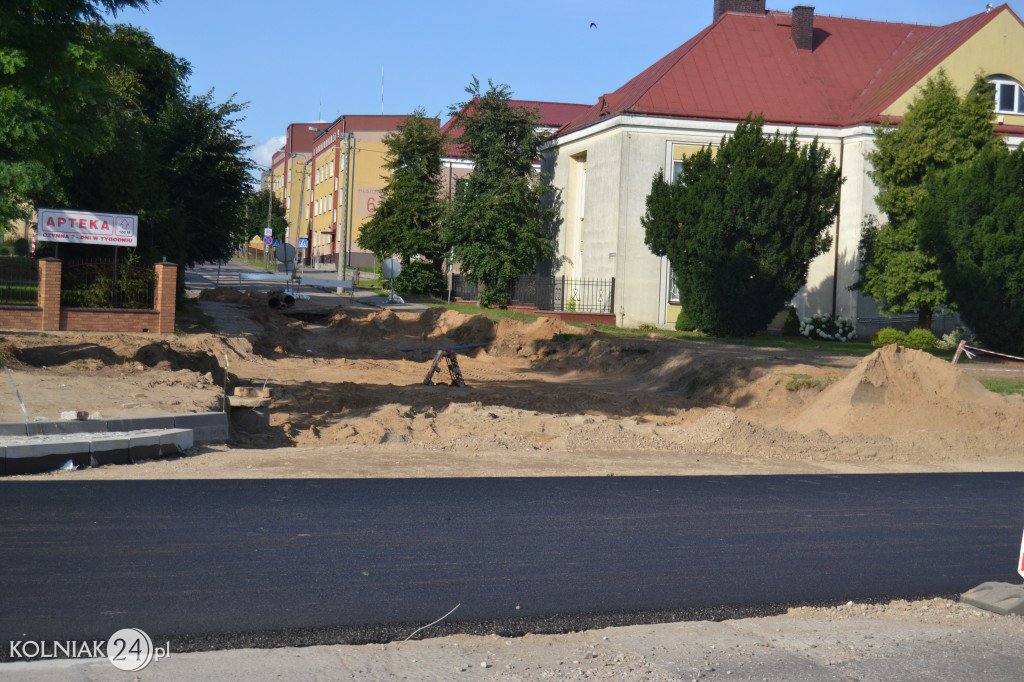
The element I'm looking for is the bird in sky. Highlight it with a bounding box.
[590,22,597,28]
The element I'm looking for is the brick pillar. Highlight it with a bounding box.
[37,258,62,331]
[154,263,177,333]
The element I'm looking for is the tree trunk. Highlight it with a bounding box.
[917,306,933,331]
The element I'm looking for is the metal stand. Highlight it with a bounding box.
[423,349,466,387]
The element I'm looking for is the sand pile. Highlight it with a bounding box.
[787,345,1022,436]
[197,287,260,305]
[488,316,570,357]
[323,308,495,351]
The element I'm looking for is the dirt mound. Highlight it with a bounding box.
[198,287,261,305]
[788,345,1022,435]
[487,316,570,358]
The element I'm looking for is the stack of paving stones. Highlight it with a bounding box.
[0,413,228,476]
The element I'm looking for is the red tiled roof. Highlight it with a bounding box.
[442,100,590,159]
[556,4,1021,137]
[313,115,409,144]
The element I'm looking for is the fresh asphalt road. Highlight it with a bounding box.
[1,474,1022,653]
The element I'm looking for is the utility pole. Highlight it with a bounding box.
[337,132,353,290]
[294,155,311,268]
[264,171,273,270]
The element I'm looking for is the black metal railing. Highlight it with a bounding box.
[60,259,156,309]
[0,257,39,305]
[452,274,615,314]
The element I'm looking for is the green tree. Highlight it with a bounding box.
[642,115,842,337]
[38,22,251,267]
[446,78,555,307]
[852,71,998,329]
[0,0,151,228]
[55,24,187,242]
[918,143,1024,354]
[357,109,446,271]
[146,91,251,266]
[239,189,287,244]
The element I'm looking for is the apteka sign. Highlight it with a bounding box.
[37,208,138,247]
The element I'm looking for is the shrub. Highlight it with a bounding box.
[936,326,976,351]
[871,327,907,346]
[782,307,802,336]
[800,313,856,342]
[675,306,700,332]
[395,260,444,296]
[904,327,938,349]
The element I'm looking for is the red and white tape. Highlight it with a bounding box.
[952,341,1024,366]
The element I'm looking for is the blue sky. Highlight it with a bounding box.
[103,1,1019,168]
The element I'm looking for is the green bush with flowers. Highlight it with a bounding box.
[800,313,857,342]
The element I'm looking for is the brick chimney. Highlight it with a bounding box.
[792,5,815,50]
[713,0,767,22]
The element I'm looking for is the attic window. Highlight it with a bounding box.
[988,75,1024,115]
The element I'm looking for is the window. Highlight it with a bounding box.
[671,160,684,183]
[668,266,679,305]
[988,75,1024,115]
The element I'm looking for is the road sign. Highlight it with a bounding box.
[272,239,281,247]
[382,258,402,280]
[276,243,296,263]
[263,236,272,246]
[264,227,272,237]
[298,238,308,249]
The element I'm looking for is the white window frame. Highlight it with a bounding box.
[988,75,1024,115]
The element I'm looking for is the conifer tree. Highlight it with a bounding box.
[918,143,1024,353]
[642,115,842,337]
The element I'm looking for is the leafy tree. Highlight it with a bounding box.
[852,71,998,329]
[55,23,186,246]
[642,115,842,337]
[26,20,252,268]
[446,78,555,307]
[357,109,446,273]
[918,143,1024,354]
[0,0,150,228]
[146,91,251,267]
[239,189,287,244]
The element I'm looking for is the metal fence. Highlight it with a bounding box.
[0,257,38,305]
[60,259,156,309]
[452,274,615,314]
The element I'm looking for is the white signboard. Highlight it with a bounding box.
[37,208,138,247]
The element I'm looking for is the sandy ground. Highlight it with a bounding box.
[3,287,1024,479]
[3,286,1023,678]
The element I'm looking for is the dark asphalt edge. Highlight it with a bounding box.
[0,592,956,663]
